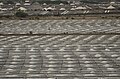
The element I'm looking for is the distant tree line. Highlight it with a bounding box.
[80,0,118,4]
[0,0,119,4]
[0,0,68,4]
[35,1,68,4]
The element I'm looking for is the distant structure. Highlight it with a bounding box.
[24,0,31,6]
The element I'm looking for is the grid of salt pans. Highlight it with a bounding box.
[0,35,120,79]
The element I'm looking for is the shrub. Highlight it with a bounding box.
[15,11,28,17]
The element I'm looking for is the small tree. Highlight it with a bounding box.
[15,11,28,17]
